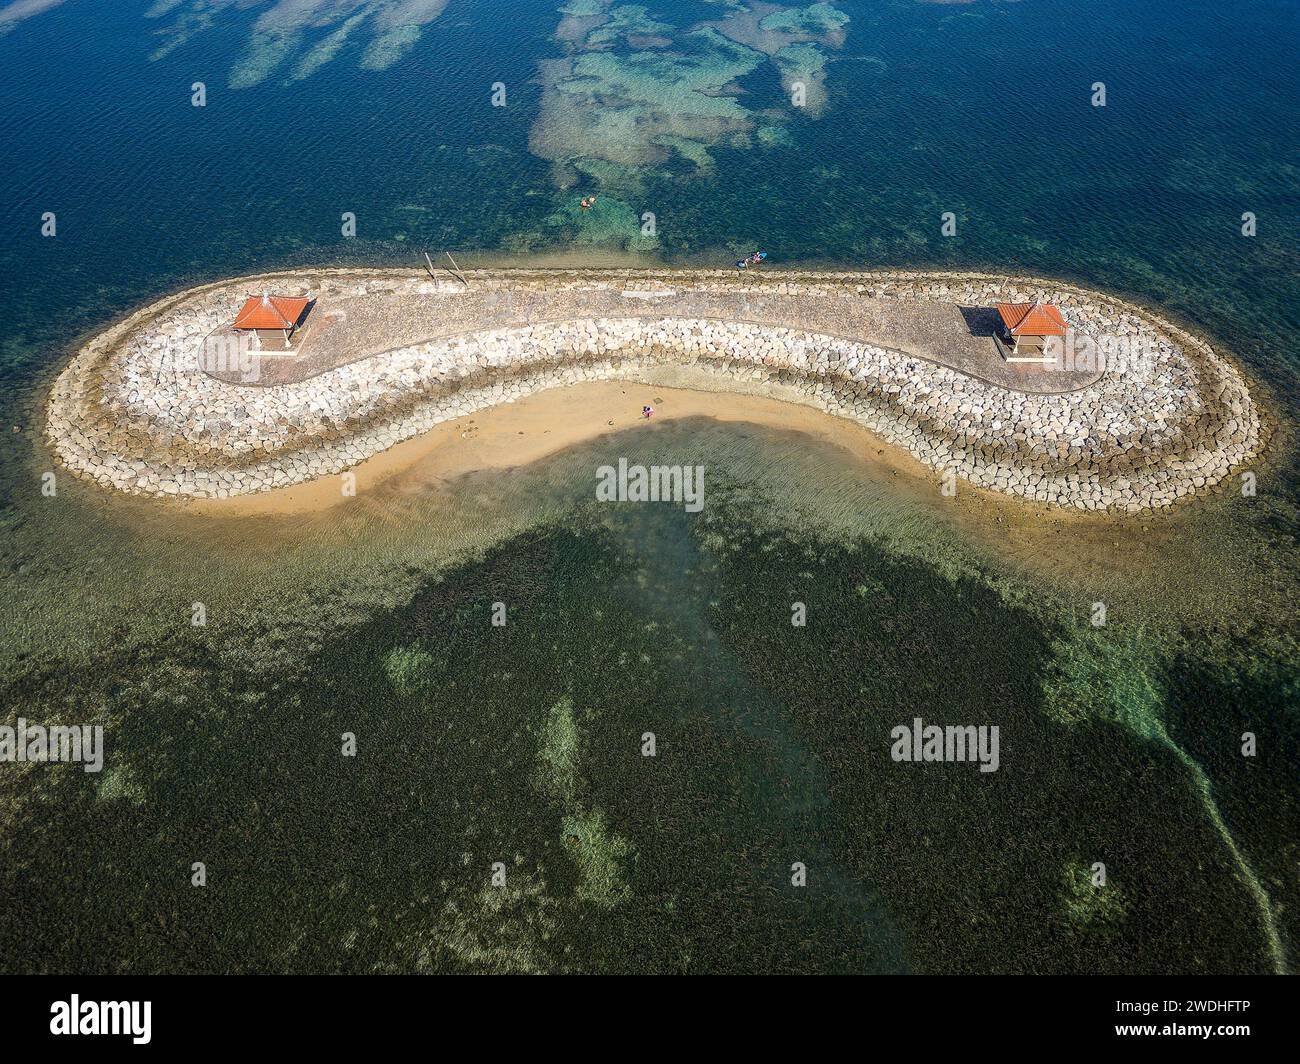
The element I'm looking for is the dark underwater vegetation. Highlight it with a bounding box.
[0,0,1296,973]
[0,422,1295,973]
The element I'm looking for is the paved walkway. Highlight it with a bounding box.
[206,275,1101,393]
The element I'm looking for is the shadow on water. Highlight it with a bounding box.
[698,502,1287,974]
[0,462,1288,972]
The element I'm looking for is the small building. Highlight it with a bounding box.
[232,292,311,350]
[995,300,1069,361]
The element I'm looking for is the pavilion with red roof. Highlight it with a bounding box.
[232,292,311,350]
[995,300,1069,361]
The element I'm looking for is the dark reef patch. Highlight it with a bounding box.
[1,476,1288,972]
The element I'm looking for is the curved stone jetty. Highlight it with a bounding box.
[45,268,1263,512]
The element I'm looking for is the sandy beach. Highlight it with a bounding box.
[190,375,1198,595]
[193,379,919,516]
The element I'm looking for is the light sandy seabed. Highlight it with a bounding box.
[197,380,904,516]
[193,377,1193,596]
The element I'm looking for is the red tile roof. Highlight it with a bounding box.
[233,294,310,331]
[996,301,1069,337]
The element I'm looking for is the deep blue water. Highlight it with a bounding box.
[0,0,1296,403]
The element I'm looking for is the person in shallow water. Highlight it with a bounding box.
[736,251,768,269]
[580,196,598,211]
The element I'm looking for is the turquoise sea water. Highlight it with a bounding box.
[0,1,1296,973]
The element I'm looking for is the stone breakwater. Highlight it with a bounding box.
[45,268,1263,512]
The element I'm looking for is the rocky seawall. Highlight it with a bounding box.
[45,268,1263,512]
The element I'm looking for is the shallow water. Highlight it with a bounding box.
[0,0,1296,973]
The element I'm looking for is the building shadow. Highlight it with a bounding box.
[958,305,1000,338]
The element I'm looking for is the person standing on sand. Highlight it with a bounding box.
[642,405,654,419]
